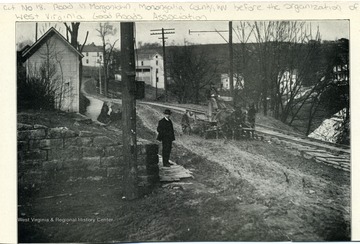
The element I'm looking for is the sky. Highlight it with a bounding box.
[16,20,349,50]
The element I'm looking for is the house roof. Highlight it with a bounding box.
[20,45,31,54]
[22,27,84,61]
[136,49,162,60]
[17,45,31,63]
[82,42,103,53]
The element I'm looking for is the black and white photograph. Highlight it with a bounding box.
[14,5,351,243]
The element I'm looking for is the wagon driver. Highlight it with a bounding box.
[181,110,191,135]
[157,109,175,167]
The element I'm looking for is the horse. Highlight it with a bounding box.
[212,107,252,139]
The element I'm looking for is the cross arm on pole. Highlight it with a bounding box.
[189,29,228,35]
[149,27,176,103]
[151,32,175,35]
[151,28,175,31]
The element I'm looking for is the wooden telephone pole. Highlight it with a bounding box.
[150,28,175,102]
[189,21,234,104]
[121,22,138,200]
[35,23,38,41]
[229,21,234,104]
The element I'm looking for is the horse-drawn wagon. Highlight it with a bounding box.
[187,96,256,140]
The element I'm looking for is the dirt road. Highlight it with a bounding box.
[19,84,350,242]
[82,78,350,241]
[137,103,350,241]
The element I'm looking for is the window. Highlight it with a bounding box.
[86,59,89,64]
[156,55,158,58]
[141,61,144,66]
[97,52,99,57]
[156,60,158,65]
[86,52,88,56]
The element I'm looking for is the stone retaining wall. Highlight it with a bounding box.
[18,123,159,196]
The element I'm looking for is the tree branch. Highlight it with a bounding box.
[79,31,89,53]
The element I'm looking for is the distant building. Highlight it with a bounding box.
[82,42,103,67]
[20,27,83,112]
[279,70,298,95]
[333,63,349,85]
[220,73,244,90]
[135,49,164,89]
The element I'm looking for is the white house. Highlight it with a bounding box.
[82,42,103,67]
[279,70,298,95]
[21,27,83,112]
[221,73,244,90]
[135,49,165,89]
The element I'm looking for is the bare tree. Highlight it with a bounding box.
[232,21,350,144]
[232,22,261,107]
[168,44,220,104]
[233,21,322,120]
[38,23,62,36]
[64,22,89,113]
[96,22,119,97]
[285,38,349,140]
[64,22,89,54]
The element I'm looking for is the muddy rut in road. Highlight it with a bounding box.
[137,103,350,241]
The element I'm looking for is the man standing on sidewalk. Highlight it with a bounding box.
[157,109,175,167]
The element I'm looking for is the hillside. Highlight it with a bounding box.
[133,39,349,142]
[18,105,350,242]
[138,40,347,75]
[17,76,350,241]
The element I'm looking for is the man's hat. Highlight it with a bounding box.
[164,109,172,115]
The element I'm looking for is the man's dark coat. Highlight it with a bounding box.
[157,118,175,142]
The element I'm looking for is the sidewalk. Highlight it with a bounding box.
[158,155,193,182]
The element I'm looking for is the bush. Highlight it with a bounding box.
[17,71,55,111]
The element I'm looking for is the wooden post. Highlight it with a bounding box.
[161,28,167,102]
[35,22,38,41]
[121,22,138,200]
[150,28,175,102]
[229,21,234,104]
[98,61,102,95]
[156,72,158,99]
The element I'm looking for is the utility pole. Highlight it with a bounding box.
[98,59,102,95]
[189,22,235,104]
[155,69,159,99]
[229,21,234,104]
[121,22,138,200]
[35,23,38,41]
[150,28,175,102]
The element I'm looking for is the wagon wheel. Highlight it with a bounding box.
[201,122,208,138]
